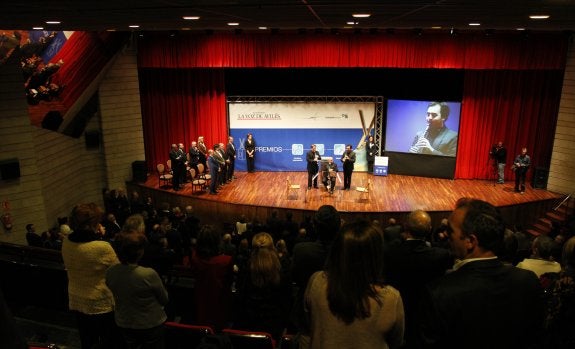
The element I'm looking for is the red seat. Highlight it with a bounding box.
[221,328,276,349]
[164,321,214,349]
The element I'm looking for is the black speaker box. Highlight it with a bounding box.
[0,159,21,180]
[532,167,549,189]
[41,111,63,131]
[132,161,148,182]
[85,131,101,149]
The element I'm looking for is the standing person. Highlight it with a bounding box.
[188,141,200,175]
[178,143,187,183]
[207,149,220,195]
[409,102,458,157]
[418,198,544,349]
[304,220,405,349]
[306,144,321,190]
[226,136,237,182]
[321,158,338,194]
[197,136,208,168]
[169,144,183,191]
[340,144,356,190]
[214,143,228,187]
[61,203,121,349]
[106,232,169,349]
[244,133,256,173]
[366,135,378,174]
[513,147,531,193]
[490,141,507,184]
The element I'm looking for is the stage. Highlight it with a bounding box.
[127,171,562,229]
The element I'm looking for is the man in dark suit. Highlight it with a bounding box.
[306,144,321,189]
[418,198,544,349]
[385,210,453,349]
[225,136,237,182]
[340,144,356,190]
[169,143,184,191]
[207,149,220,195]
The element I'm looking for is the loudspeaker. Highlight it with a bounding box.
[85,131,101,149]
[41,111,63,131]
[532,167,549,189]
[132,161,148,183]
[0,159,21,180]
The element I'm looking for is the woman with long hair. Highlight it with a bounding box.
[244,133,256,173]
[236,232,291,339]
[304,220,404,349]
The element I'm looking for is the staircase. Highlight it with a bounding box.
[526,194,575,237]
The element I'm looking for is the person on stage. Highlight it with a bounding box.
[490,141,507,184]
[409,101,458,157]
[169,144,184,191]
[307,144,321,189]
[366,135,378,174]
[322,158,338,194]
[197,136,208,168]
[188,141,200,175]
[207,149,220,195]
[340,144,356,190]
[226,136,237,181]
[245,133,256,173]
[513,147,531,193]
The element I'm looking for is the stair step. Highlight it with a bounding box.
[526,229,541,238]
[533,222,551,234]
[540,217,553,226]
[546,211,566,222]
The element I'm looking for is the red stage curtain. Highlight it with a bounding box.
[455,70,563,179]
[139,69,227,170]
[138,32,567,70]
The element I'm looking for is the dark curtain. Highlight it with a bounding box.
[139,69,227,170]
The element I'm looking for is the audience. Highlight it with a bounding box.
[304,220,404,349]
[517,235,561,277]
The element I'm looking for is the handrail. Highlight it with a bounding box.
[553,192,574,211]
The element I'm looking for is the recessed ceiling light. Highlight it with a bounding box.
[258,27,268,30]
[183,16,200,20]
[106,29,117,32]
[32,27,44,30]
[46,21,61,24]
[431,26,442,29]
[129,25,140,28]
[516,28,526,31]
[347,21,356,25]
[352,14,371,18]
[469,23,481,26]
[228,22,240,26]
[529,15,550,19]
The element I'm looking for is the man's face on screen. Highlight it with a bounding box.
[426,104,445,130]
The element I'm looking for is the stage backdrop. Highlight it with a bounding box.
[229,102,376,172]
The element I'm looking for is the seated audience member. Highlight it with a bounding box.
[418,198,544,349]
[304,220,404,349]
[25,223,43,247]
[221,233,236,257]
[431,218,450,249]
[384,210,452,348]
[517,235,561,277]
[189,225,234,329]
[500,228,519,266]
[383,218,403,247]
[106,232,169,349]
[236,233,292,339]
[540,236,575,348]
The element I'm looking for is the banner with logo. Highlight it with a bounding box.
[229,102,376,172]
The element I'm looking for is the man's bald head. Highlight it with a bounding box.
[406,209,432,239]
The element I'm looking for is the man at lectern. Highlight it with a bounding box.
[322,158,338,194]
[307,144,321,189]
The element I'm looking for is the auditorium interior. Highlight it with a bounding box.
[1,1,575,348]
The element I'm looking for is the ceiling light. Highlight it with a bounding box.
[347,21,356,25]
[32,27,44,30]
[258,27,268,30]
[129,25,140,28]
[469,23,481,26]
[228,22,239,26]
[183,16,200,20]
[516,27,526,31]
[529,15,550,19]
[352,14,371,18]
[46,21,61,24]
[431,26,442,29]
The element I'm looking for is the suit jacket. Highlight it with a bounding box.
[306,150,321,172]
[419,258,544,349]
[340,151,356,171]
[366,142,378,162]
[226,142,236,161]
[412,127,458,157]
[188,147,200,165]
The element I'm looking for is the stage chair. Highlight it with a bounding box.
[189,168,206,193]
[221,328,276,349]
[197,163,211,189]
[164,321,214,349]
[166,159,173,174]
[157,163,173,189]
[356,179,371,201]
[286,177,300,199]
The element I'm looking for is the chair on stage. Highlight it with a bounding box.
[166,159,173,174]
[356,179,371,202]
[197,163,211,188]
[157,163,173,189]
[221,328,276,349]
[286,177,300,199]
[164,321,214,349]
[189,168,206,193]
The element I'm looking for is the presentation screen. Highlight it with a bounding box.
[385,100,461,157]
[229,101,376,172]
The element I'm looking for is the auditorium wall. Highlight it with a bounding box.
[549,40,575,195]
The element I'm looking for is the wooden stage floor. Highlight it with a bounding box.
[131,171,562,226]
